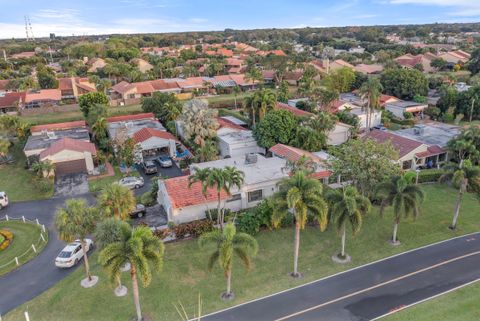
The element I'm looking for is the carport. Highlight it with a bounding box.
[133,128,178,161]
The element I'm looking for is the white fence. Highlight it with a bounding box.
[0,215,48,272]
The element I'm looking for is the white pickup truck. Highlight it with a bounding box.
[0,191,9,209]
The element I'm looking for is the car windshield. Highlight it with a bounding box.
[58,251,72,258]
[146,162,155,167]
[160,157,170,161]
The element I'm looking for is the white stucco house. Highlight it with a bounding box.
[158,154,287,224]
[386,101,428,119]
[328,122,352,145]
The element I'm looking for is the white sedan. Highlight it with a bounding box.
[55,239,93,268]
[118,176,145,189]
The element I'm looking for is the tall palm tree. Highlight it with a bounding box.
[325,186,371,260]
[359,78,383,132]
[233,85,241,110]
[375,175,425,244]
[32,160,55,178]
[99,226,164,321]
[95,218,130,295]
[244,89,277,127]
[440,162,480,229]
[272,171,328,277]
[91,116,108,142]
[55,199,98,286]
[194,139,218,163]
[199,222,258,300]
[98,183,136,220]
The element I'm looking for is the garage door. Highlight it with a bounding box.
[55,159,87,176]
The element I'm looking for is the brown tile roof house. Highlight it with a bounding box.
[162,175,229,209]
[58,77,96,100]
[217,117,247,132]
[10,51,36,59]
[354,64,384,74]
[24,89,62,108]
[364,130,423,159]
[30,120,87,134]
[0,92,25,113]
[132,127,178,144]
[107,112,156,123]
[275,102,313,117]
[39,137,96,159]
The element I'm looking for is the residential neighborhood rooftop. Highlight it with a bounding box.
[24,128,91,151]
[394,123,460,147]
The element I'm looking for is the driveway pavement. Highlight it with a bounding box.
[202,233,480,321]
[54,173,89,197]
[0,194,95,315]
[135,161,184,196]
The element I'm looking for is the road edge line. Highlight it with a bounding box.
[198,231,479,320]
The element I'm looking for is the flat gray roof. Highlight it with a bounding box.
[107,119,165,139]
[220,116,247,126]
[24,129,90,151]
[218,130,257,145]
[386,101,427,109]
[394,123,459,147]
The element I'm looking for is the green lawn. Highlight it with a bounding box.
[88,167,124,193]
[0,144,54,202]
[4,184,480,321]
[21,104,143,125]
[384,280,480,321]
[0,220,48,276]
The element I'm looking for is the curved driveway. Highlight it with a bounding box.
[0,194,94,315]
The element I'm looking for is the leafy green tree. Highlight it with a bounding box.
[277,81,290,103]
[79,92,109,118]
[99,226,164,321]
[141,92,182,124]
[467,48,480,74]
[253,109,297,149]
[180,99,219,147]
[430,58,447,70]
[331,138,401,197]
[325,186,371,259]
[380,68,428,100]
[325,67,356,93]
[0,139,10,157]
[272,171,328,277]
[98,184,136,220]
[194,139,218,163]
[375,175,425,244]
[55,199,99,285]
[437,84,458,114]
[294,112,337,151]
[440,161,480,230]
[456,86,480,121]
[31,160,55,178]
[116,137,140,173]
[37,69,58,89]
[245,67,263,88]
[199,223,258,300]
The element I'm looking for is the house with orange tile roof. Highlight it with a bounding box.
[0,92,25,114]
[354,64,384,75]
[58,77,96,101]
[158,153,287,224]
[24,89,62,108]
[309,59,354,74]
[394,53,436,72]
[86,58,106,73]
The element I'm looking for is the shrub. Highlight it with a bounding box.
[403,111,413,119]
[34,178,53,193]
[0,229,13,251]
[173,219,214,238]
[205,208,231,223]
[236,211,261,235]
[139,192,156,207]
[415,169,445,183]
[153,228,171,240]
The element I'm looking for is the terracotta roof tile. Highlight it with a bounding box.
[40,137,96,159]
[163,175,228,208]
[217,117,246,131]
[364,130,423,158]
[25,89,62,103]
[275,102,313,117]
[30,120,86,133]
[133,127,178,144]
[415,145,445,158]
[107,113,155,123]
[0,92,25,109]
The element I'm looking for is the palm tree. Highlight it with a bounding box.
[194,139,218,163]
[32,160,55,178]
[98,183,136,220]
[189,167,214,219]
[440,162,480,229]
[233,85,241,110]
[199,222,258,300]
[95,218,130,296]
[272,171,328,277]
[244,89,277,127]
[91,117,108,142]
[55,199,99,286]
[359,78,383,132]
[375,175,425,244]
[245,67,263,89]
[0,139,10,157]
[325,186,371,260]
[99,226,164,321]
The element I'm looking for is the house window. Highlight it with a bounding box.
[247,190,263,203]
[227,193,241,203]
[438,153,446,162]
[402,160,412,169]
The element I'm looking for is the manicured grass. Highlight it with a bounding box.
[88,167,124,193]
[4,184,480,321]
[0,144,54,202]
[384,280,480,321]
[0,220,48,276]
[21,104,143,126]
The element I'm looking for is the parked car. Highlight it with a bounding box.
[157,156,173,168]
[142,160,158,174]
[0,191,8,209]
[55,239,93,268]
[118,176,144,189]
[130,204,146,218]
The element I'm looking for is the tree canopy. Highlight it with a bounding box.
[253,109,298,149]
[380,68,428,100]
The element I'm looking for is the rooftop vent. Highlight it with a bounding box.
[245,153,257,164]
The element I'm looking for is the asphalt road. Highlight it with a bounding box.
[202,233,480,321]
[0,193,94,315]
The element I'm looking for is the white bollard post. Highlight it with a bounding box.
[40,234,45,242]
[22,216,26,223]
[36,218,39,225]
[15,257,19,266]
[31,244,37,253]
[24,311,30,321]
[5,215,8,221]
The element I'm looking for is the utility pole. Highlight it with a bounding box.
[470,96,475,123]
[24,16,30,41]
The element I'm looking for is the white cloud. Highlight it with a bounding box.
[189,18,208,24]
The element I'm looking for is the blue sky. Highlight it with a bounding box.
[0,0,479,39]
